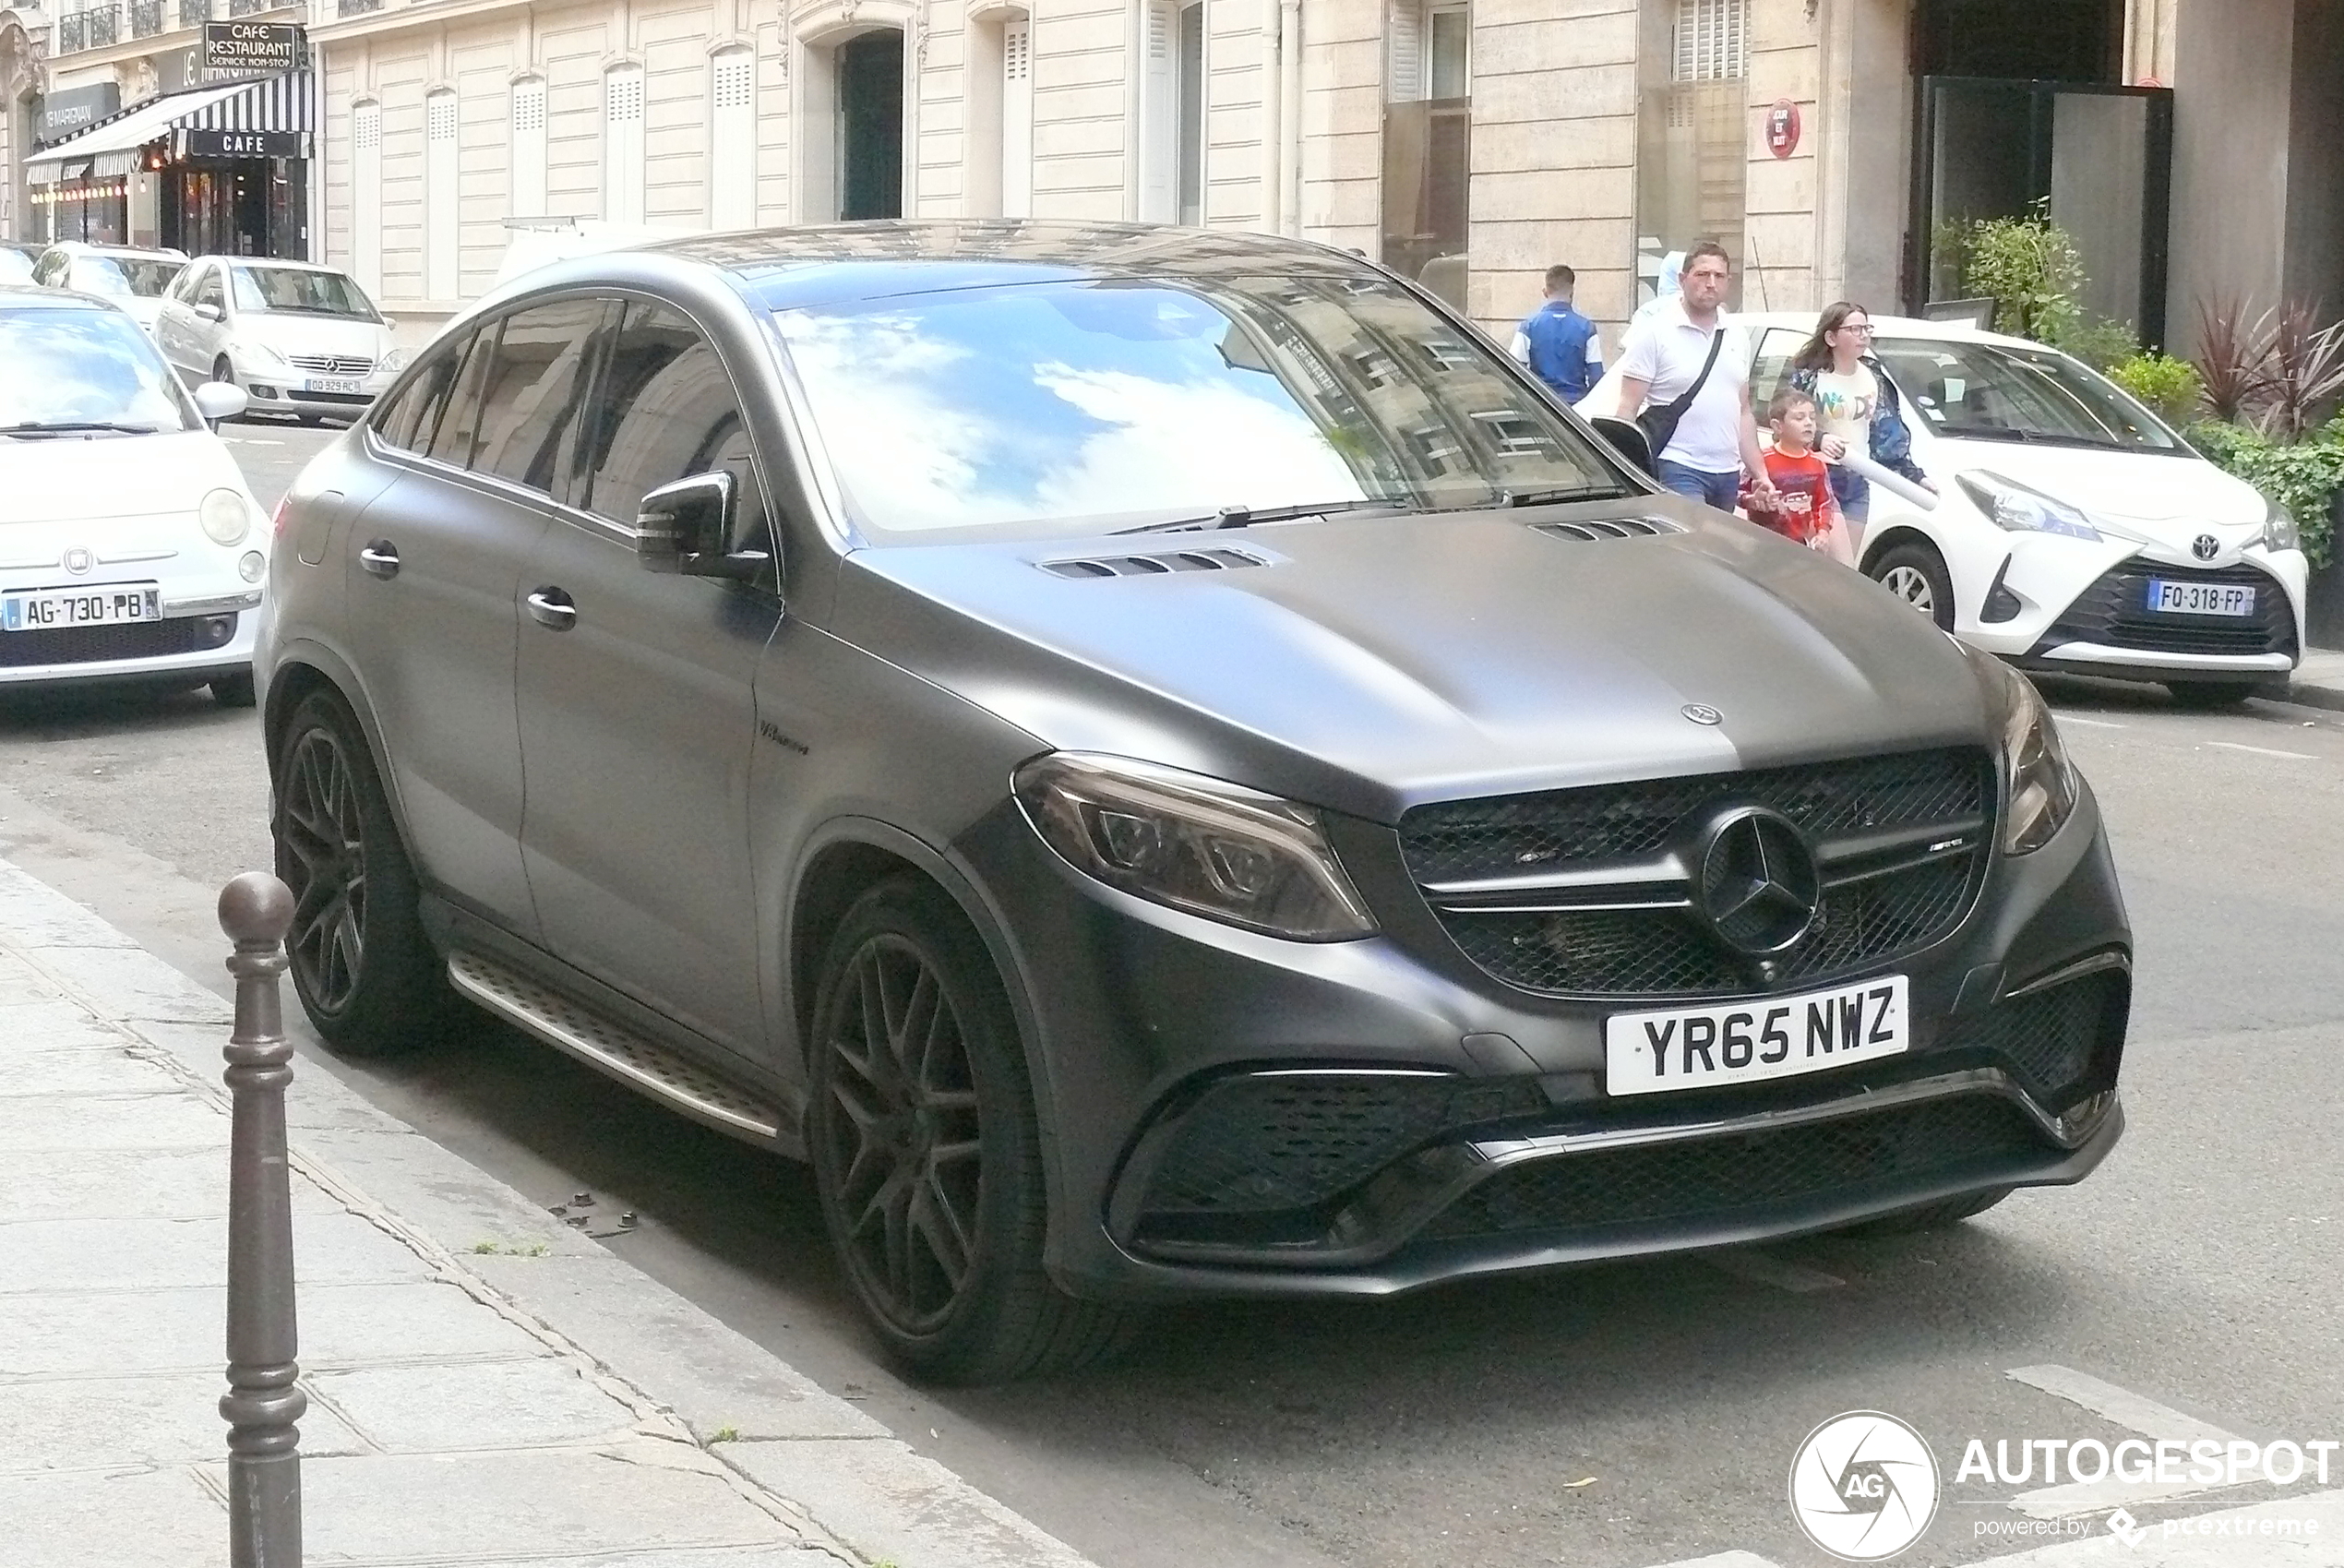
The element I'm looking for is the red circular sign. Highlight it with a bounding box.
[1765,99,1801,159]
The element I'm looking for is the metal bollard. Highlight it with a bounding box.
[218,871,305,1568]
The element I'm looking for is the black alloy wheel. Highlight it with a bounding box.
[808,879,1135,1383]
[271,690,450,1054]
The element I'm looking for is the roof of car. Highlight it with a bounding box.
[43,243,186,260]
[0,284,131,312]
[1736,310,2039,352]
[197,255,350,274]
[639,221,1378,310]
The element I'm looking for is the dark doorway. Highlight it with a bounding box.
[1916,0,2123,83]
[838,30,903,220]
[1176,1,1204,225]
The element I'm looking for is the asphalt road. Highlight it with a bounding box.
[3,422,2339,1567]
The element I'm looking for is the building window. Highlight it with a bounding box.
[1382,1,1471,308]
[352,99,382,297]
[605,63,645,224]
[425,89,458,301]
[510,77,547,218]
[710,49,755,229]
[1140,0,1203,224]
[1635,0,1747,305]
[836,30,903,220]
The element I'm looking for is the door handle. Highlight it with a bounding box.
[358,540,400,579]
[526,588,577,630]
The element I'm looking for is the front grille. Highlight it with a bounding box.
[1140,1073,1547,1217]
[1401,748,1993,999]
[293,391,375,407]
[2042,562,2296,659]
[286,353,375,376]
[1948,969,2125,1110]
[1421,1094,2045,1242]
[0,613,234,668]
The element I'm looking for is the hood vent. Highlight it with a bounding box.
[1534,517,1684,544]
[1042,546,1267,580]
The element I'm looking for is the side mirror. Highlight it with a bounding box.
[1588,415,1656,478]
[193,380,247,430]
[635,471,768,581]
[195,301,223,322]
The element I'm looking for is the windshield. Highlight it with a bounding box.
[0,306,196,434]
[771,274,1630,540]
[0,247,33,285]
[230,266,381,320]
[73,255,185,297]
[1873,336,2183,452]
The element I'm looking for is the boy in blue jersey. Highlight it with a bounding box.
[1509,264,1603,403]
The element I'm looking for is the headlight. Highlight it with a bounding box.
[200,487,252,546]
[1956,472,2103,542]
[1014,753,1377,940]
[380,346,413,374]
[2263,495,2301,552]
[1970,648,2078,855]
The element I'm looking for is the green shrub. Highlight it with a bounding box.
[2186,417,2343,568]
[2111,353,2205,425]
[2054,316,2143,373]
[1962,204,2087,344]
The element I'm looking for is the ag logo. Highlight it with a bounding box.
[1788,1411,1940,1561]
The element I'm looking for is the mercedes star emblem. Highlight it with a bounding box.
[2193,533,2219,561]
[1694,807,1821,956]
[62,547,92,576]
[1681,703,1725,726]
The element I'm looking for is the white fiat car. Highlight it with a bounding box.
[1742,314,2307,707]
[0,287,269,704]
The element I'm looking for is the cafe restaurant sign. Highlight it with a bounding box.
[201,21,305,75]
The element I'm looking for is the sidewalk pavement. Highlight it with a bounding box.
[2290,648,2344,712]
[0,853,1100,1568]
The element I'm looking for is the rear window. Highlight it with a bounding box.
[0,305,197,434]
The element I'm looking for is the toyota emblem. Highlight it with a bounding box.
[62,547,92,576]
[1693,807,1822,956]
[2193,533,2219,561]
[1681,703,1725,726]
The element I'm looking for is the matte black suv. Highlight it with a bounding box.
[260,223,2130,1382]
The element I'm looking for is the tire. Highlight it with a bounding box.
[211,355,235,389]
[2165,681,2258,710]
[1869,542,1955,631]
[210,671,257,708]
[1850,1187,2012,1236]
[270,688,453,1055]
[807,877,1136,1384]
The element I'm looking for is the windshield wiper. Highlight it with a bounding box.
[0,420,161,437]
[1113,498,1396,533]
[1501,484,1632,507]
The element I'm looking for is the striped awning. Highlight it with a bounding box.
[24,73,314,180]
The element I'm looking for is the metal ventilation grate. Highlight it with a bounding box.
[1533,517,1684,544]
[1041,547,1268,580]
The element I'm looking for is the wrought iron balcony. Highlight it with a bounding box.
[129,0,162,36]
[227,0,274,15]
[56,10,87,48]
[178,0,209,25]
[86,5,119,45]
[335,0,381,16]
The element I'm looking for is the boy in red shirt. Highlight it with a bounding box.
[1744,388,1854,565]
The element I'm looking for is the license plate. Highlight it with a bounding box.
[306,377,363,394]
[1605,975,1910,1096]
[1,583,161,632]
[2146,578,2255,616]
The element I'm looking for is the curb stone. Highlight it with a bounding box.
[0,849,1103,1568]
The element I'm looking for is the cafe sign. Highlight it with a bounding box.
[201,21,305,75]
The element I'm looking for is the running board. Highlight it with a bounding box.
[447,950,783,1142]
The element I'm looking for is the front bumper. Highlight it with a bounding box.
[1961,539,2306,679]
[0,602,256,687]
[959,771,2132,1303]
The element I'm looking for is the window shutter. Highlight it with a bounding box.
[510,77,547,218]
[425,90,459,301]
[1002,17,1034,218]
[711,50,756,229]
[605,64,645,224]
[353,101,382,298]
[1139,0,1178,221]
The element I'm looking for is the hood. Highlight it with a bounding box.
[834,503,1998,822]
[234,312,391,362]
[0,428,246,526]
[1933,441,2266,541]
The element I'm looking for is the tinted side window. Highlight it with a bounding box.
[372,329,472,451]
[470,299,609,502]
[580,303,768,553]
[423,327,499,468]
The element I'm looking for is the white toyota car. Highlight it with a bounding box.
[0,286,269,704]
[1740,314,2307,708]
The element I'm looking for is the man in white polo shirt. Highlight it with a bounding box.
[1614,240,1774,512]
